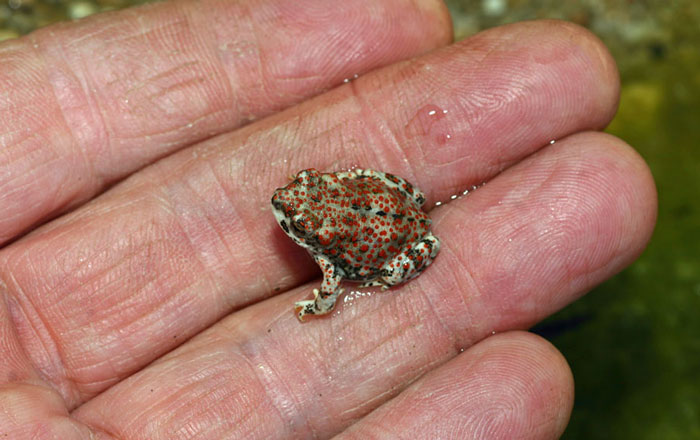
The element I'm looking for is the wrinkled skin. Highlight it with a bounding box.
[0,0,656,438]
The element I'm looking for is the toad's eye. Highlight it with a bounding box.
[291,219,306,234]
[291,213,320,236]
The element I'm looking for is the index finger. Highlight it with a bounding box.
[0,0,451,244]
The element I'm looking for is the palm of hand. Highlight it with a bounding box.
[0,1,655,438]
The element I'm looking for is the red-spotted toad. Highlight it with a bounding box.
[271,168,440,321]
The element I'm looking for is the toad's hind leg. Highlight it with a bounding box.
[362,233,440,289]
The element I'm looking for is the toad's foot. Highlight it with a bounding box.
[295,288,344,321]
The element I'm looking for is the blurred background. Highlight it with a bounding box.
[447,2,700,439]
[2,0,698,438]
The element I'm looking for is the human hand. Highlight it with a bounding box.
[0,0,656,438]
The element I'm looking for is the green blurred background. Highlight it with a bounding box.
[447,2,700,439]
[2,0,698,438]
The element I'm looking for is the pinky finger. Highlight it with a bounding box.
[336,331,573,440]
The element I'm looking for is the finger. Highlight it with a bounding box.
[0,289,92,437]
[336,332,573,440]
[72,131,654,438]
[0,21,620,407]
[0,0,451,244]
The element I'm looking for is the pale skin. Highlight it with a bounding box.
[0,0,657,438]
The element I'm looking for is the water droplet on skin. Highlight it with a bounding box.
[436,133,452,144]
[405,104,452,145]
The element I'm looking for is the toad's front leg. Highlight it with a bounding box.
[295,255,344,321]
